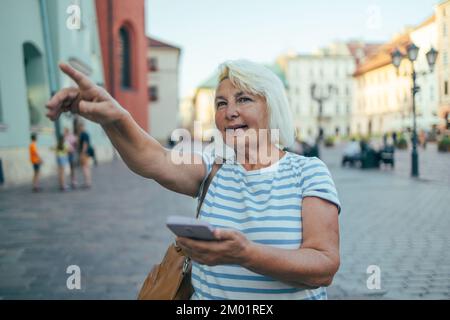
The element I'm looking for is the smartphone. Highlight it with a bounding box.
[166,216,216,241]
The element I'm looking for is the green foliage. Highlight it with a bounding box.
[324,136,335,147]
[438,135,450,152]
[395,133,408,150]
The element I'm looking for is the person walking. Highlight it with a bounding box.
[63,127,78,188]
[55,135,69,191]
[29,133,42,192]
[392,132,397,147]
[77,122,92,188]
[419,130,427,149]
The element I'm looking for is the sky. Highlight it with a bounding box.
[146,0,439,98]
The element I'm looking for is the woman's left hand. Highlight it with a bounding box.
[176,229,251,266]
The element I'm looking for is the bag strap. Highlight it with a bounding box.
[196,162,222,218]
[176,162,222,260]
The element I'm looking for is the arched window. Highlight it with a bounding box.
[119,26,132,89]
[23,42,49,128]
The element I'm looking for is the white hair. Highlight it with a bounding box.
[216,59,295,148]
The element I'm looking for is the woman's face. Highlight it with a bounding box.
[214,78,270,152]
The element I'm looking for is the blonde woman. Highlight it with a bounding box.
[46,60,341,300]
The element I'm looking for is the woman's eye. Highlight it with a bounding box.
[216,101,226,108]
[238,97,251,103]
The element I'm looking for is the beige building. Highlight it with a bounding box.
[436,0,450,130]
[192,74,217,141]
[353,32,413,136]
[283,42,380,141]
[147,37,181,142]
[179,91,195,133]
[285,44,356,142]
[353,12,443,137]
[410,16,440,131]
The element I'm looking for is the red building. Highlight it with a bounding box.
[95,0,149,131]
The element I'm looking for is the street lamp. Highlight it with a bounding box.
[310,83,335,158]
[426,47,438,72]
[391,44,438,177]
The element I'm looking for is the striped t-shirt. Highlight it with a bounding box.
[191,150,341,300]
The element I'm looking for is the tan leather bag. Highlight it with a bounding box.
[137,163,222,300]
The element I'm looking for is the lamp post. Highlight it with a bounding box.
[310,84,335,158]
[391,44,438,177]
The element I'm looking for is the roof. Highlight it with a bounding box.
[346,41,383,64]
[437,0,450,8]
[353,13,439,77]
[353,33,412,77]
[147,36,181,50]
[414,14,436,30]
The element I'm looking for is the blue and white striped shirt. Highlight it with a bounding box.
[191,151,341,300]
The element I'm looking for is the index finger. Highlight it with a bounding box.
[59,62,94,90]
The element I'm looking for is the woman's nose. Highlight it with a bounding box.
[225,102,239,120]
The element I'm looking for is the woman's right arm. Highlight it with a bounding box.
[101,113,206,196]
[46,62,206,197]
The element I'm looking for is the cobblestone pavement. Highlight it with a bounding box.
[322,143,450,300]
[391,143,450,185]
[0,146,449,300]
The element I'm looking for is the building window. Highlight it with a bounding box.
[119,26,132,89]
[336,104,340,115]
[148,57,158,71]
[148,86,158,101]
[445,81,449,96]
[443,52,448,65]
[444,23,448,37]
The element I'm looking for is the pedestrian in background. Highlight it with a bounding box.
[383,133,388,147]
[392,132,397,147]
[77,122,92,188]
[342,138,361,167]
[419,130,427,149]
[63,127,78,188]
[29,133,42,192]
[55,135,69,191]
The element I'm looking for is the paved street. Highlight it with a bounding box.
[321,143,450,299]
[0,144,449,299]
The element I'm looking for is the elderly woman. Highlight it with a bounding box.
[46,60,341,300]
